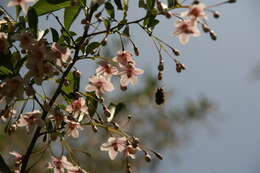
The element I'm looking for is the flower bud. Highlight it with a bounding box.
[213,11,221,19]
[145,154,152,162]
[163,11,172,19]
[157,72,163,80]
[91,124,98,132]
[209,30,217,41]
[192,0,200,5]
[172,48,180,56]
[158,60,164,72]
[202,24,210,33]
[73,70,81,78]
[134,46,140,56]
[101,37,108,46]
[228,0,236,3]
[120,85,127,91]
[103,105,111,117]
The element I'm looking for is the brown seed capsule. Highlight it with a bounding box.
[91,124,98,132]
[193,0,200,5]
[172,48,180,56]
[120,85,127,91]
[81,18,87,24]
[158,60,164,72]
[101,38,108,46]
[155,88,165,105]
[209,30,217,41]
[145,154,152,162]
[202,24,210,33]
[134,46,140,56]
[73,69,81,78]
[157,72,163,80]
[103,105,111,117]
[228,0,236,3]
[213,11,220,19]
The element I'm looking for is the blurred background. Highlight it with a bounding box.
[1,0,260,173]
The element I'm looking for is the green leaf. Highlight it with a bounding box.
[85,42,101,54]
[146,0,155,9]
[0,66,13,80]
[50,27,59,42]
[16,6,21,18]
[139,0,147,8]
[27,8,38,37]
[105,2,115,18]
[61,71,80,103]
[64,2,83,30]
[168,0,181,8]
[85,92,98,117]
[114,0,123,10]
[33,0,71,16]
[103,19,111,30]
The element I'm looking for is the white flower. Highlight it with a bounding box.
[96,60,118,78]
[100,137,127,160]
[16,110,43,132]
[66,97,88,121]
[7,0,35,13]
[118,64,144,87]
[173,20,200,44]
[50,43,71,67]
[47,156,78,173]
[64,119,83,138]
[85,75,114,97]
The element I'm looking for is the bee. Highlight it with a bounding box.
[155,87,165,105]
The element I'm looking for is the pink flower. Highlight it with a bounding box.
[173,20,200,44]
[85,75,114,97]
[100,137,127,160]
[118,64,144,87]
[64,119,83,138]
[0,32,9,54]
[12,32,34,49]
[49,109,65,127]
[50,43,71,67]
[10,151,23,166]
[181,3,208,22]
[0,76,24,103]
[66,97,88,121]
[25,40,59,84]
[7,0,35,13]
[96,60,118,78]
[47,156,77,173]
[113,51,135,66]
[16,110,43,132]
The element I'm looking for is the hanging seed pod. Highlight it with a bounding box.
[155,88,165,105]
[145,153,152,162]
[157,71,163,80]
[213,11,221,19]
[202,24,210,33]
[172,48,180,56]
[209,30,217,41]
[158,60,164,72]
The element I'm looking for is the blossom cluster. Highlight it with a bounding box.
[86,51,144,97]
[173,3,208,44]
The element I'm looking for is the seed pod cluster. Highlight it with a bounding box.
[155,87,165,105]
